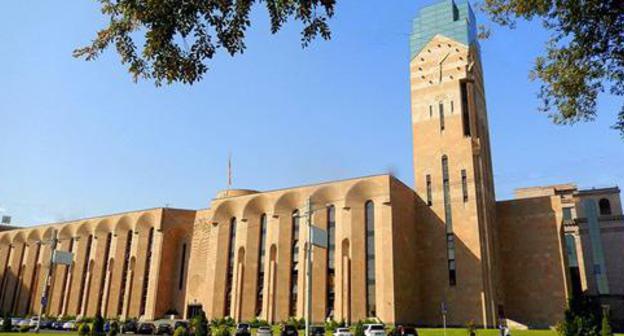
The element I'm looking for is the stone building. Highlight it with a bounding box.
[0,0,622,329]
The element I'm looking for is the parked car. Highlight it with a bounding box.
[137,323,156,335]
[309,326,325,336]
[364,324,385,336]
[335,328,353,336]
[257,326,273,336]
[388,326,417,336]
[29,317,39,328]
[236,323,251,336]
[156,322,173,335]
[63,320,77,331]
[280,325,298,336]
[122,319,139,333]
[51,320,65,330]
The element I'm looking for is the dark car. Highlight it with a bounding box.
[137,323,156,335]
[51,321,65,330]
[280,325,298,336]
[156,323,173,335]
[122,320,139,334]
[389,326,417,336]
[309,326,325,336]
[235,323,251,336]
[38,320,53,329]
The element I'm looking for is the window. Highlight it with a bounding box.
[442,156,456,286]
[439,102,445,131]
[429,105,433,118]
[460,81,471,136]
[139,227,155,316]
[365,201,376,317]
[59,238,74,314]
[256,214,268,316]
[26,243,42,313]
[118,230,133,316]
[78,235,93,314]
[326,206,336,318]
[290,210,300,317]
[599,199,612,215]
[426,175,432,206]
[179,243,187,290]
[563,207,573,221]
[224,218,237,316]
[97,233,113,314]
[461,169,468,202]
[450,100,454,113]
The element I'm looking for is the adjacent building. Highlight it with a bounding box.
[0,0,622,329]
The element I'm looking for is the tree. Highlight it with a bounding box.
[191,310,210,336]
[557,295,601,336]
[481,0,624,138]
[74,0,335,86]
[602,310,613,336]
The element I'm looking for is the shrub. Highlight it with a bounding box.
[602,311,613,336]
[174,326,189,336]
[109,321,120,336]
[19,324,31,333]
[214,325,231,336]
[192,311,210,336]
[92,314,105,336]
[466,321,476,336]
[2,315,13,332]
[558,295,601,336]
[325,319,340,332]
[353,322,365,336]
[79,323,92,336]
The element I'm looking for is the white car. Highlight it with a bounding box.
[257,326,272,336]
[363,324,385,336]
[63,320,77,331]
[17,319,32,330]
[335,328,353,336]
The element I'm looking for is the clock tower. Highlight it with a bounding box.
[409,0,500,327]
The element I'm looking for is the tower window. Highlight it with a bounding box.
[326,205,336,319]
[365,201,376,317]
[439,102,445,131]
[447,234,456,286]
[450,101,454,113]
[256,214,268,316]
[429,105,433,118]
[461,169,468,202]
[461,81,471,136]
[442,156,456,286]
[289,210,300,317]
[179,243,187,290]
[224,218,237,316]
[599,199,612,215]
[426,174,432,206]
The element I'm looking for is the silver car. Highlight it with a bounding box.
[257,326,272,336]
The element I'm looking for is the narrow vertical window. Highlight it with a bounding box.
[326,205,336,319]
[78,235,93,313]
[461,81,471,136]
[426,174,432,206]
[179,243,187,290]
[225,218,237,316]
[97,233,113,313]
[139,227,154,316]
[289,210,300,317]
[429,105,433,118]
[365,201,376,317]
[450,100,454,113]
[26,243,42,313]
[59,238,74,314]
[256,214,268,316]
[442,156,456,286]
[439,102,445,131]
[461,169,468,202]
[118,230,132,316]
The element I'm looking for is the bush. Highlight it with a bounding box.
[2,315,13,332]
[353,322,365,336]
[466,321,477,336]
[79,323,92,336]
[602,311,613,336]
[249,317,270,328]
[192,311,210,336]
[109,321,120,336]
[92,314,105,336]
[325,319,340,332]
[174,326,189,336]
[214,325,231,336]
[558,295,601,336]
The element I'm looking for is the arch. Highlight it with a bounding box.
[76,221,95,238]
[58,224,74,240]
[114,216,133,234]
[95,219,115,235]
[599,198,612,215]
[12,231,26,244]
[0,234,10,245]
[241,195,272,219]
[309,185,342,207]
[272,191,303,217]
[26,230,42,243]
[344,180,384,208]
[135,212,156,232]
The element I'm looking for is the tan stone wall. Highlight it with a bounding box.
[0,208,194,320]
[497,196,568,328]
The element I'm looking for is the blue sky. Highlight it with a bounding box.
[1,1,622,226]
